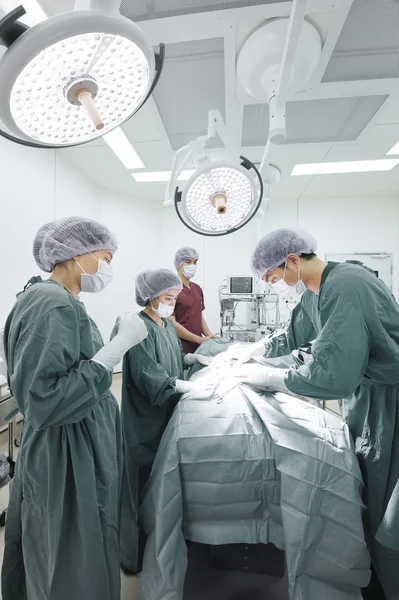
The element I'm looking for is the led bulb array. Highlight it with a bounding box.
[10,32,149,144]
[184,167,254,232]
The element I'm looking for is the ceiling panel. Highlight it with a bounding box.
[153,39,225,150]
[120,0,291,22]
[323,0,399,81]
[332,0,399,54]
[242,96,388,146]
[323,53,399,82]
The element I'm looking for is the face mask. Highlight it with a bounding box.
[271,280,289,294]
[183,264,197,279]
[76,253,113,294]
[272,262,307,296]
[151,301,174,319]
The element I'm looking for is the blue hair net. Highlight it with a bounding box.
[251,228,317,278]
[174,247,199,270]
[136,269,183,307]
[34,216,118,273]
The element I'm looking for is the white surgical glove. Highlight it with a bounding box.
[211,338,270,371]
[233,338,270,368]
[92,314,148,371]
[175,378,215,396]
[232,363,288,392]
[184,354,213,367]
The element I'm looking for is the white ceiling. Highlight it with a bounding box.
[38,0,399,202]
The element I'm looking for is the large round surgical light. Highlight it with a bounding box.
[0,7,164,148]
[175,158,263,236]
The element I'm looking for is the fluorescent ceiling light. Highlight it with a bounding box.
[387,141,399,156]
[1,0,48,26]
[132,170,196,183]
[103,128,144,170]
[292,159,399,176]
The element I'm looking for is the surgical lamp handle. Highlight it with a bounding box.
[164,145,191,207]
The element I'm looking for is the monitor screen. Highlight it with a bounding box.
[230,277,253,294]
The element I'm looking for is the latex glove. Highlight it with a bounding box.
[92,314,148,371]
[232,363,288,392]
[175,378,215,396]
[211,338,269,371]
[184,354,213,367]
[233,338,270,368]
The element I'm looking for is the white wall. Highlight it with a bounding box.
[85,188,161,341]
[0,139,161,344]
[0,140,102,326]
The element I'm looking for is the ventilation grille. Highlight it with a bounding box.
[120,0,291,22]
[323,0,399,81]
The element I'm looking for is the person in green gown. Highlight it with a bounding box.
[119,268,212,575]
[234,228,399,600]
[2,216,148,600]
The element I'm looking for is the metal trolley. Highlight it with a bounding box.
[0,381,21,526]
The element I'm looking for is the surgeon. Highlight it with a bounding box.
[171,247,213,352]
[233,228,399,600]
[119,268,212,576]
[1,216,148,600]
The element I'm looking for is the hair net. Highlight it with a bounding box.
[174,247,199,270]
[136,269,183,307]
[33,216,118,273]
[251,228,317,278]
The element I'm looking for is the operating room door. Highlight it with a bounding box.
[325,253,392,291]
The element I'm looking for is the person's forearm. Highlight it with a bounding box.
[171,319,202,344]
[201,316,213,337]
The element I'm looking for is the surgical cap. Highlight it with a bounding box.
[251,228,317,278]
[136,269,183,307]
[33,217,118,273]
[174,247,199,270]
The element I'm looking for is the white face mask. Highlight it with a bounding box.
[272,262,306,296]
[183,264,197,279]
[151,301,174,319]
[76,253,113,294]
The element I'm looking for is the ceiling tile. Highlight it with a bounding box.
[242,96,388,146]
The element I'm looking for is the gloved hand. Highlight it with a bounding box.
[184,354,213,367]
[211,338,270,371]
[175,378,215,396]
[233,338,270,367]
[232,363,288,392]
[92,314,148,371]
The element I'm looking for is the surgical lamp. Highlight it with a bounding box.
[165,109,263,237]
[0,0,165,148]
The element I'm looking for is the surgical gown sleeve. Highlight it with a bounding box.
[266,292,319,358]
[126,339,180,406]
[10,306,112,430]
[285,291,371,399]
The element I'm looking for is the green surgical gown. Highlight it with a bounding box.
[119,311,185,572]
[2,280,122,600]
[266,289,320,358]
[284,262,399,598]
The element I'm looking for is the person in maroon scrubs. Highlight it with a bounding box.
[170,247,213,353]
